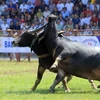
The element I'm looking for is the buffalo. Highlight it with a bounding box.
[12,20,97,92]
[25,14,100,93]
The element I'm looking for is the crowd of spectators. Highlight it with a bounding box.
[0,0,100,36]
[0,0,100,61]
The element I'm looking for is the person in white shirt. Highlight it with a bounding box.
[43,6,51,18]
[57,0,64,11]
[81,0,89,6]
[43,0,49,5]
[0,1,8,14]
[65,0,74,14]
[84,14,91,25]
[19,1,28,13]
[80,13,86,26]
[27,0,35,4]
[6,15,12,26]
[12,0,18,4]
[0,20,9,34]
[27,1,35,12]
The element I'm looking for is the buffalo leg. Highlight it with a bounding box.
[50,68,65,93]
[49,57,61,72]
[58,75,72,92]
[31,65,45,91]
[88,79,97,89]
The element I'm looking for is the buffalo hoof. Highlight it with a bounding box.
[31,87,36,91]
[49,87,55,93]
[97,85,100,88]
[65,89,71,93]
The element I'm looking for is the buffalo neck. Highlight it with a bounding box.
[44,21,60,58]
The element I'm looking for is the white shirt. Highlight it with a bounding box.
[65,2,74,14]
[12,0,18,4]
[43,0,49,5]
[57,3,64,11]
[81,0,89,5]
[43,11,51,18]
[19,4,28,12]
[0,4,8,12]
[84,16,91,25]
[27,0,35,4]
[6,18,12,25]
[80,18,86,26]
[1,23,9,34]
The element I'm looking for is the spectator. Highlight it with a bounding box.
[25,13,32,25]
[27,1,35,12]
[9,21,16,30]
[29,22,35,30]
[81,0,89,8]
[12,0,18,4]
[78,1,84,12]
[14,21,20,30]
[56,19,63,32]
[74,24,80,30]
[61,7,70,19]
[6,14,12,26]
[43,0,50,5]
[36,8,43,19]
[0,15,5,25]
[0,20,9,34]
[84,13,92,25]
[56,0,64,12]
[29,7,35,18]
[72,6,81,17]
[21,22,30,31]
[72,14,80,28]
[91,22,99,29]
[52,6,60,16]
[2,7,9,18]
[92,6,100,16]
[10,8,18,19]
[63,20,74,31]
[83,24,93,35]
[19,1,28,13]
[83,7,92,17]
[43,6,51,18]
[27,0,35,4]
[65,0,74,14]
[91,13,98,23]
[80,13,86,26]
[12,15,19,25]
[0,1,8,15]
[49,0,55,13]
[7,1,16,12]
[20,14,25,24]
[32,15,39,22]
[39,1,47,12]
[34,20,41,29]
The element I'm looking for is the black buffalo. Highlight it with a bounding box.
[12,31,73,92]
[12,24,97,92]
[27,14,100,93]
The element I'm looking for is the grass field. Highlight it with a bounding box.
[0,60,100,100]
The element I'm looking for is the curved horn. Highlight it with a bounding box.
[27,23,48,35]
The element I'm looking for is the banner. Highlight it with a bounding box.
[0,37,31,53]
[66,36,100,47]
[0,36,100,53]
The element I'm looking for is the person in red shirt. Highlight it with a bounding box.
[53,0,58,5]
[91,13,98,23]
[83,7,92,17]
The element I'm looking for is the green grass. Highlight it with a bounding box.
[0,60,100,100]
